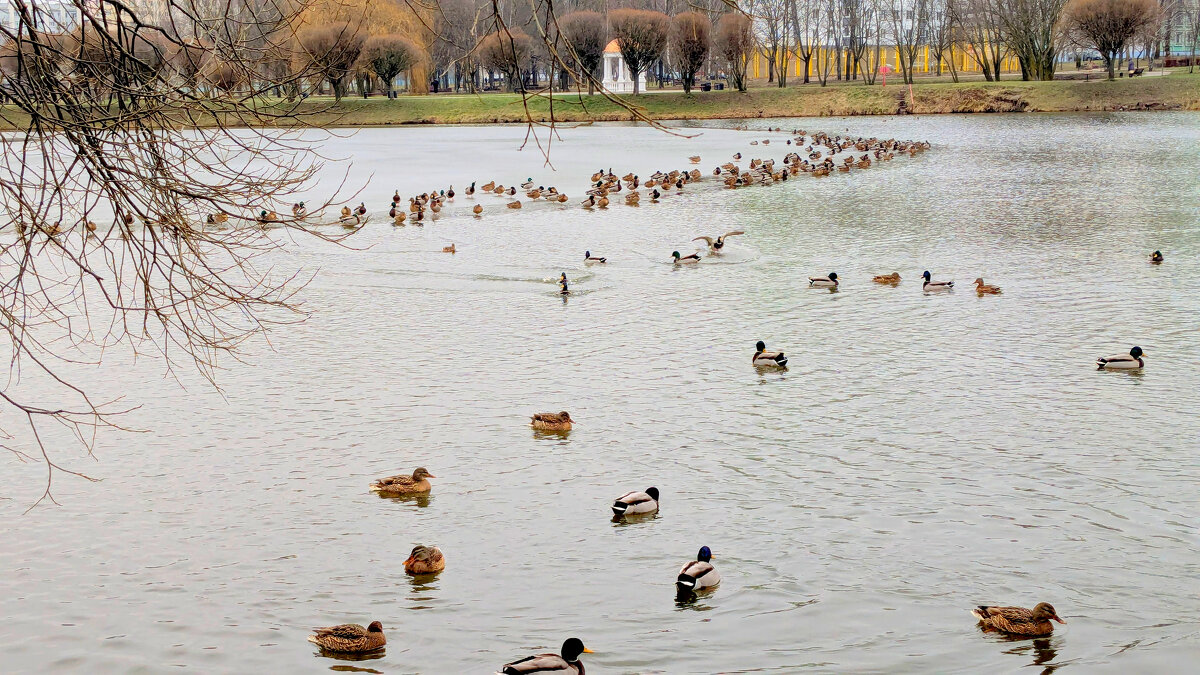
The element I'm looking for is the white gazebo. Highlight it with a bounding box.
[602,39,648,94]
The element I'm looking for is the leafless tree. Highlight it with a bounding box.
[559,10,606,94]
[478,29,532,91]
[951,0,1008,81]
[714,12,753,91]
[609,8,669,95]
[998,0,1068,80]
[295,22,368,100]
[361,35,422,95]
[0,0,350,507]
[885,0,931,84]
[928,0,959,80]
[1065,0,1160,79]
[670,11,711,93]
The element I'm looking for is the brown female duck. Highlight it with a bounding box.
[307,621,386,652]
[972,602,1065,636]
[404,545,445,575]
[370,467,436,495]
[531,411,573,431]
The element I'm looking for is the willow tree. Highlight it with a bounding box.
[361,34,421,95]
[609,8,669,95]
[559,11,606,95]
[295,22,367,100]
[0,0,346,506]
[670,12,711,94]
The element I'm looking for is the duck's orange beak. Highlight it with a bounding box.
[404,556,415,566]
[1053,616,1066,624]
[582,647,595,653]
[426,474,437,479]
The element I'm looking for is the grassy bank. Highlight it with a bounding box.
[3,74,1198,131]
[280,73,1200,127]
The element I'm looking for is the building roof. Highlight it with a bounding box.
[604,39,621,54]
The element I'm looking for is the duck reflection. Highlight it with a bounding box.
[374,492,431,508]
[979,627,1062,674]
[330,665,384,674]
[314,647,385,662]
[611,511,660,526]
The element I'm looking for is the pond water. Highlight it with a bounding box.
[2,112,1199,673]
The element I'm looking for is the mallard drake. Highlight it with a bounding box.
[354,202,366,217]
[307,621,386,653]
[650,189,661,200]
[292,203,306,218]
[443,244,456,253]
[582,195,596,208]
[446,185,455,199]
[339,214,361,228]
[612,487,659,516]
[473,204,483,215]
[809,272,839,288]
[973,278,1001,294]
[207,213,228,224]
[498,638,592,675]
[753,341,788,367]
[521,178,534,189]
[507,200,522,209]
[531,411,573,431]
[1096,346,1144,370]
[676,546,720,596]
[584,251,606,264]
[873,272,900,284]
[506,187,517,196]
[972,603,1065,636]
[1150,250,1163,263]
[733,152,742,159]
[404,544,445,575]
[466,182,476,196]
[371,467,436,495]
[481,181,495,192]
[921,271,953,291]
[691,231,744,252]
[672,250,701,264]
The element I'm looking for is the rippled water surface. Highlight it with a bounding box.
[3,113,1200,673]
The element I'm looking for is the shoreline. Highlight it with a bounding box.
[3,76,1198,131]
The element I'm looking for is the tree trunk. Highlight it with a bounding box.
[632,65,640,95]
[1105,53,1115,80]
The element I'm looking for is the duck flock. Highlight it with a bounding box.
[301,128,1159,673]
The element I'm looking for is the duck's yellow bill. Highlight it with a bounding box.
[582,647,595,653]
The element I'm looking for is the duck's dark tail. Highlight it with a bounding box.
[612,501,628,515]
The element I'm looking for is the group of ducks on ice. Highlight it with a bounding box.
[311,461,1070,671]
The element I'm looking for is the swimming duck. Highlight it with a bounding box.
[443,244,456,253]
[921,271,953,291]
[404,544,445,575]
[207,213,228,224]
[809,272,838,288]
[753,341,788,368]
[676,546,720,596]
[873,272,900,284]
[371,467,436,495]
[972,603,1065,636]
[498,638,592,675]
[1150,250,1163,263]
[473,204,483,215]
[672,251,701,264]
[585,251,606,264]
[973,278,1001,294]
[1096,346,1144,370]
[531,411,573,431]
[612,487,659,516]
[307,621,386,653]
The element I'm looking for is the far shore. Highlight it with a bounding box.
[3,73,1198,131]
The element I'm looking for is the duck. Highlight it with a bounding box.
[507,200,522,209]
[206,212,228,224]
[557,194,569,203]
[473,204,483,215]
[1150,250,1163,263]
[520,178,534,190]
[753,340,788,368]
[582,195,596,208]
[506,187,517,196]
[339,213,361,228]
[531,411,573,431]
[873,272,900,284]
[497,638,592,675]
[597,197,609,208]
[465,181,476,196]
[973,278,1001,294]
[340,205,352,217]
[307,621,386,653]
[481,181,495,192]
[393,212,407,225]
[692,230,744,253]
[612,487,659,516]
[291,202,306,218]
[446,185,455,200]
[370,467,436,495]
[404,544,445,575]
[921,270,953,291]
[733,152,742,160]
[443,244,456,253]
[493,185,505,195]
[85,220,98,232]
[1096,345,1145,370]
[689,155,701,163]
[676,546,720,596]
[354,202,366,217]
[584,251,606,264]
[672,250,701,264]
[809,272,838,288]
[972,603,1065,636]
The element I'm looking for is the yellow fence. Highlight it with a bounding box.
[752,45,1022,79]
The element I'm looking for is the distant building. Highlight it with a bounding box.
[602,39,648,94]
[1,0,82,31]
[1162,3,1198,66]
